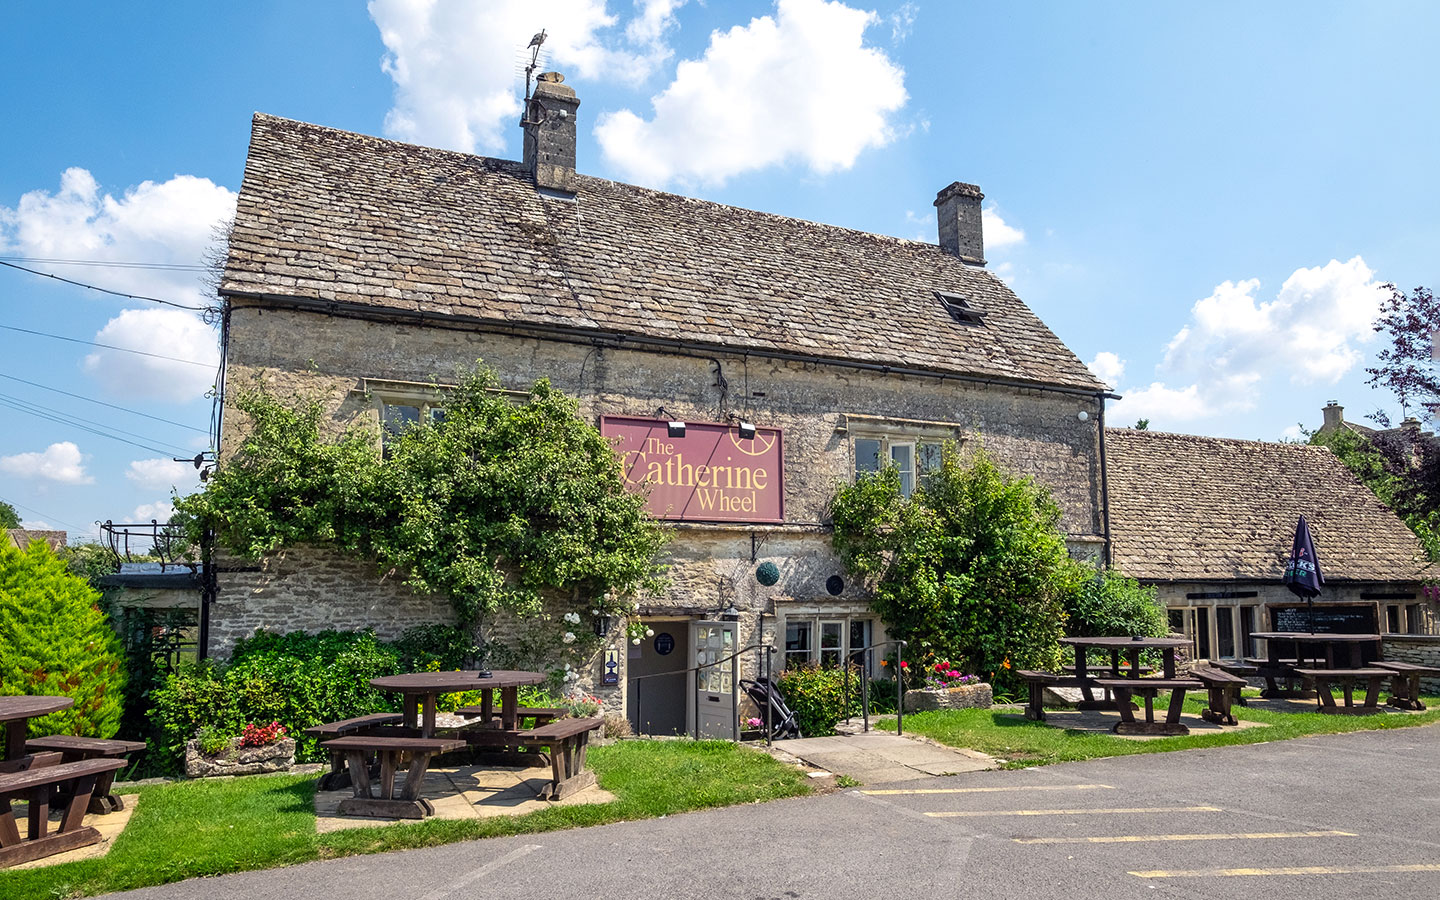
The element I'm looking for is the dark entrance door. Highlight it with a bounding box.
[627,620,691,735]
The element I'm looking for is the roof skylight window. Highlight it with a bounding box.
[935,291,984,326]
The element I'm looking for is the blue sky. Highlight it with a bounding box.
[2,1,1437,541]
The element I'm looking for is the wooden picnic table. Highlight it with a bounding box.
[368,670,547,737]
[1251,632,1382,670]
[1,695,73,763]
[1053,636,1189,710]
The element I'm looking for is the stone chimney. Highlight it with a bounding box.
[522,74,580,194]
[934,181,985,265]
[1321,400,1344,433]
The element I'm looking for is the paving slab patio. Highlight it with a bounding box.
[313,763,614,832]
[8,794,139,869]
[777,732,997,784]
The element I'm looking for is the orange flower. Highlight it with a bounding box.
[1001,658,1011,670]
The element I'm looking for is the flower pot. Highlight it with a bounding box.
[902,683,993,713]
[185,737,297,778]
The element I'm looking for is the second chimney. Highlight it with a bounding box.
[522,74,580,194]
[934,181,985,265]
[1321,400,1344,433]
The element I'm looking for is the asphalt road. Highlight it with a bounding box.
[105,724,1440,900]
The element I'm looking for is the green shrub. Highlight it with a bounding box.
[0,540,126,750]
[195,725,233,756]
[776,665,866,737]
[151,629,405,770]
[1065,567,1167,638]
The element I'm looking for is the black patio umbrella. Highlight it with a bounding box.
[1282,515,1325,632]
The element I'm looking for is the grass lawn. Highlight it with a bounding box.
[882,691,1440,767]
[0,740,810,900]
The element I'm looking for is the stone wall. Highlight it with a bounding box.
[1380,635,1440,695]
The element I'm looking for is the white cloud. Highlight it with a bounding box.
[18,519,52,530]
[369,0,671,155]
[0,167,235,306]
[0,442,93,485]
[596,0,908,187]
[83,308,219,403]
[131,500,175,523]
[1112,257,1386,426]
[1087,351,1125,389]
[126,457,201,491]
[889,2,918,42]
[982,206,1025,250]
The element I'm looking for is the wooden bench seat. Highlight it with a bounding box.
[459,716,602,799]
[455,706,568,728]
[22,735,146,814]
[1093,678,1201,736]
[304,713,406,790]
[1373,661,1440,711]
[320,735,467,819]
[0,757,127,868]
[1242,658,1316,699]
[1191,665,1248,726]
[1293,668,1391,715]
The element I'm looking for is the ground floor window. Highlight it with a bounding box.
[1169,598,1260,661]
[784,615,875,673]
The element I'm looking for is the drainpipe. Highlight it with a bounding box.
[1098,395,1112,568]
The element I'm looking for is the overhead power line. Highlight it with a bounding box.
[0,255,206,272]
[0,394,189,457]
[0,496,87,533]
[0,259,208,310]
[0,372,209,434]
[0,323,218,368]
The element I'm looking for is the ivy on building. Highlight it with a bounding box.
[173,363,668,665]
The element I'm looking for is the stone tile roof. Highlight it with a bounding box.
[221,114,1105,392]
[1106,429,1430,582]
[5,529,66,552]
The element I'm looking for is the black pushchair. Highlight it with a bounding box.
[739,676,802,740]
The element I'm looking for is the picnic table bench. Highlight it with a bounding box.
[22,735,145,813]
[321,735,467,819]
[1373,660,1439,711]
[1191,665,1248,726]
[1243,657,1317,699]
[0,757,127,868]
[455,705,568,728]
[461,716,603,799]
[304,713,406,790]
[1293,667,1391,715]
[1094,678,1200,736]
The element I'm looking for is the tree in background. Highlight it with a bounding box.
[830,446,1085,688]
[1366,284,1439,425]
[1309,424,1440,561]
[1066,567,1167,638]
[0,500,20,529]
[0,540,126,745]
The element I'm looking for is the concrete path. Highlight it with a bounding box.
[777,731,997,783]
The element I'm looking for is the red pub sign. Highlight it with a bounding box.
[601,416,784,523]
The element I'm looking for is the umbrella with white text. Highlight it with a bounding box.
[1282,515,1325,632]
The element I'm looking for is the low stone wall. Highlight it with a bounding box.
[1382,635,1440,695]
[185,738,297,778]
[903,683,993,712]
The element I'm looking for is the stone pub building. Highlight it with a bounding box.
[214,74,1112,734]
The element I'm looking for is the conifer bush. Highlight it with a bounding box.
[0,540,126,747]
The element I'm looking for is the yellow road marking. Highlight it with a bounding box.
[1130,863,1440,878]
[1014,830,1355,844]
[926,806,1221,818]
[862,784,1114,796]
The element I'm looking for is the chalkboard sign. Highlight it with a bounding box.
[1269,603,1377,634]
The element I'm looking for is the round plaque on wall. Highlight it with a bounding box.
[826,575,845,596]
[654,633,675,655]
[756,561,780,586]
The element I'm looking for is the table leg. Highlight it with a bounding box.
[1111,686,1137,725]
[1165,688,1188,725]
[1363,676,1382,709]
[421,694,437,739]
[1126,648,1141,679]
[404,695,420,730]
[1314,677,1337,712]
[1162,648,1176,679]
[0,798,20,845]
[481,688,494,725]
[1109,649,1121,677]
[3,721,25,762]
[501,686,519,731]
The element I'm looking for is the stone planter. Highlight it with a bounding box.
[903,683,993,713]
[185,737,296,778]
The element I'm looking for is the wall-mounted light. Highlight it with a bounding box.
[727,412,757,440]
[593,614,613,637]
[656,407,686,438]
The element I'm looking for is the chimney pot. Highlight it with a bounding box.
[934,181,985,265]
[1321,401,1345,433]
[522,75,580,194]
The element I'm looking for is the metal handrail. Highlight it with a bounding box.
[627,641,777,743]
[842,639,908,736]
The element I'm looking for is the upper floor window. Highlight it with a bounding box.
[854,436,943,497]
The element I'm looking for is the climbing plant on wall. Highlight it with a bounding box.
[173,363,667,665]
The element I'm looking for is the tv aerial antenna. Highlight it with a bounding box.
[519,29,548,103]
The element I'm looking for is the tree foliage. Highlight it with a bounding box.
[0,500,19,529]
[830,446,1085,687]
[173,363,667,662]
[1309,424,1440,561]
[1366,284,1439,423]
[1065,568,1167,638]
[0,540,126,745]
